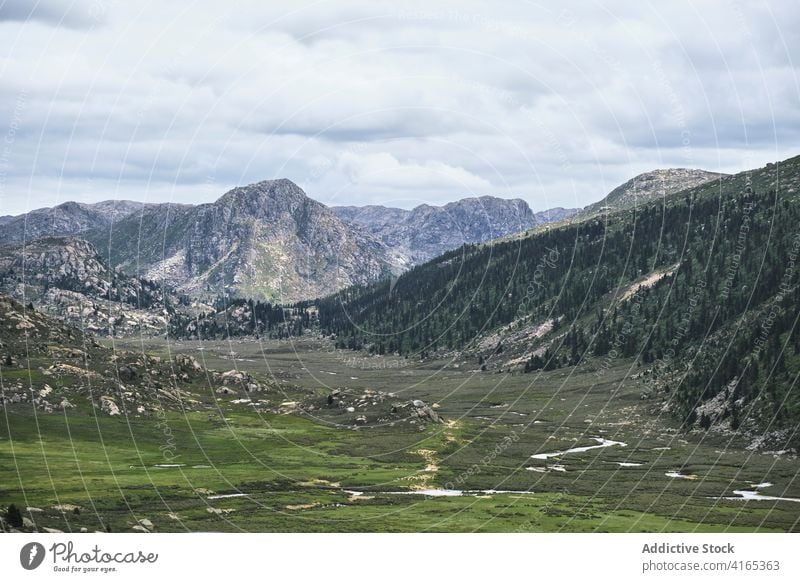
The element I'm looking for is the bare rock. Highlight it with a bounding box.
[100,396,120,416]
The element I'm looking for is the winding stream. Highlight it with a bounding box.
[530,437,627,460]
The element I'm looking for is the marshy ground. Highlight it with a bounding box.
[2,337,798,532]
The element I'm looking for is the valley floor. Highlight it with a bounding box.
[2,337,799,532]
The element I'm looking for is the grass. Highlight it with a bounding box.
[1,337,798,532]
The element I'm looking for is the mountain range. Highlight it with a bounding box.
[0,183,582,301]
[0,166,725,303]
[83,179,404,303]
[332,198,578,265]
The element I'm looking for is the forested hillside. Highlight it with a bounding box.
[317,155,800,441]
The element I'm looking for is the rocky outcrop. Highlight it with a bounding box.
[581,168,727,215]
[0,237,167,305]
[0,237,171,337]
[0,293,270,418]
[412,399,443,423]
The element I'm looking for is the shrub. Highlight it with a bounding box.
[6,504,23,528]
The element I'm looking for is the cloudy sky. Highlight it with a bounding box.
[0,0,798,215]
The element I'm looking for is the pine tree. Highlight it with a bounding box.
[5,504,22,528]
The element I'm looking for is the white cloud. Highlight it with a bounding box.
[0,0,798,215]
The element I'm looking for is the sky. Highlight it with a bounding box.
[0,0,798,216]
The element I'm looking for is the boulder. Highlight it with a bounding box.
[175,354,202,373]
[118,365,138,381]
[415,405,442,424]
[221,369,247,385]
[100,396,120,416]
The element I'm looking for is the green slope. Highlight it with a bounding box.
[317,155,800,443]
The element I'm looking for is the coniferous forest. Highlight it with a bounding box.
[315,155,800,440]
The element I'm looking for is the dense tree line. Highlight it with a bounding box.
[169,295,314,340]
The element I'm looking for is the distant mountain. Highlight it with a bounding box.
[85,179,402,303]
[581,168,726,216]
[0,200,145,246]
[532,206,579,223]
[333,197,579,265]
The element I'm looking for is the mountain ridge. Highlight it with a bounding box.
[0,199,146,246]
[581,168,727,216]
[333,196,580,265]
[0,166,726,302]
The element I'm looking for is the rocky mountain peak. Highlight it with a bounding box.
[216,179,315,218]
[83,180,399,302]
[582,168,727,215]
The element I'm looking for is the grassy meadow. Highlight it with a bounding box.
[2,337,798,532]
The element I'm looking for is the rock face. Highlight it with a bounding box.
[0,200,144,246]
[532,207,580,223]
[333,197,579,265]
[581,168,727,215]
[0,237,161,302]
[88,179,402,302]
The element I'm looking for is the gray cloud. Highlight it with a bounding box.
[0,0,103,28]
[0,0,798,216]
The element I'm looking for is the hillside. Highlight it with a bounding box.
[0,237,175,336]
[0,293,270,420]
[317,155,800,447]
